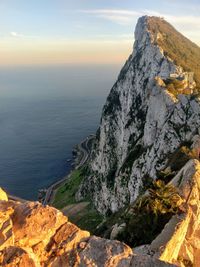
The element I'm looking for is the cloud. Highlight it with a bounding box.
[80,9,141,16]
[79,9,166,25]
[10,32,25,38]
[79,9,200,29]
[9,32,39,39]
[79,9,200,45]
[79,9,141,25]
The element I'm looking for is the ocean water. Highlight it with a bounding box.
[0,64,120,200]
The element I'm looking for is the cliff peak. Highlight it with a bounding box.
[77,15,200,216]
[134,15,200,89]
[147,16,200,88]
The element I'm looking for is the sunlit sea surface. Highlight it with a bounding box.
[0,64,120,199]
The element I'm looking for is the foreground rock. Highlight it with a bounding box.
[130,159,200,266]
[0,188,174,266]
[150,159,200,266]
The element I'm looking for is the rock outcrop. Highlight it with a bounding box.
[150,159,200,266]
[1,158,200,266]
[0,188,174,266]
[77,16,200,214]
[129,159,200,266]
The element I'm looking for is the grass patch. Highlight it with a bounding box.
[52,169,83,209]
[52,167,104,234]
[95,206,129,238]
[70,203,104,234]
[147,17,200,90]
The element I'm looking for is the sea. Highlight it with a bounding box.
[0,64,120,200]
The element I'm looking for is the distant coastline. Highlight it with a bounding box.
[0,64,115,200]
[40,134,95,205]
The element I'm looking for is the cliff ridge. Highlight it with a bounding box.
[77,16,200,214]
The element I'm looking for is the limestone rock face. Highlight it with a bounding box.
[12,201,68,248]
[0,246,36,267]
[77,16,200,214]
[129,255,176,267]
[0,201,15,250]
[74,236,132,267]
[0,188,174,266]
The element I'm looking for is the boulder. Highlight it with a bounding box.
[0,246,36,267]
[0,188,8,201]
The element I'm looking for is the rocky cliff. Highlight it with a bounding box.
[77,16,200,214]
[1,158,200,266]
[0,188,175,266]
[1,15,200,267]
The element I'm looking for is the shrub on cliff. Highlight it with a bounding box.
[117,180,183,247]
[136,180,183,215]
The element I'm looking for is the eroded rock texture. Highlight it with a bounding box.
[0,188,175,266]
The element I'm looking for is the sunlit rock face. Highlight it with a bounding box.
[0,188,8,201]
[150,159,200,266]
[1,159,200,266]
[0,188,175,267]
[77,16,200,214]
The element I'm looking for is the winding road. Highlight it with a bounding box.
[43,134,95,205]
[75,134,95,169]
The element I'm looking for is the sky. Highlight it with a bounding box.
[0,0,200,66]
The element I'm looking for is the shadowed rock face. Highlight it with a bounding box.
[0,188,174,266]
[77,15,200,214]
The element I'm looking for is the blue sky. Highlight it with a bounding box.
[0,0,199,65]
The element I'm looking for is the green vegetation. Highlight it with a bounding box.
[116,180,183,247]
[52,168,104,234]
[53,169,84,209]
[95,205,129,238]
[140,175,154,194]
[70,203,104,234]
[96,180,183,247]
[136,180,183,215]
[166,144,197,173]
[157,168,176,184]
[164,78,187,96]
[147,17,200,90]
[156,143,196,183]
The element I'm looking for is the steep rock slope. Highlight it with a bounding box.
[77,16,200,214]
